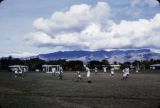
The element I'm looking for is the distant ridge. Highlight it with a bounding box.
[28,49,160,63]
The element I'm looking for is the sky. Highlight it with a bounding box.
[0,0,160,57]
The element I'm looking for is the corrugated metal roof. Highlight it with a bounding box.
[8,65,28,68]
[150,64,160,67]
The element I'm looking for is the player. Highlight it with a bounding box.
[122,68,127,80]
[60,66,63,73]
[58,71,63,79]
[59,66,63,79]
[77,71,82,81]
[94,67,98,75]
[86,67,91,83]
[72,71,82,82]
[136,67,139,73]
[126,67,130,77]
[110,68,115,77]
[103,67,107,73]
[52,67,56,76]
[14,68,18,78]
[19,67,23,79]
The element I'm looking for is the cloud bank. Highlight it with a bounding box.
[131,0,159,7]
[9,51,36,58]
[26,1,160,51]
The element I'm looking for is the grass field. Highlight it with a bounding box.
[0,70,160,108]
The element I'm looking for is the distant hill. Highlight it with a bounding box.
[29,49,160,63]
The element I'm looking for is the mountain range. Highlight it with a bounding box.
[31,49,160,63]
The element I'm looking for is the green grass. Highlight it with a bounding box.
[0,70,160,108]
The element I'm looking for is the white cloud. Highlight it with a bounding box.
[27,2,160,52]
[150,48,160,53]
[33,2,110,33]
[145,0,159,7]
[131,0,159,7]
[10,51,36,58]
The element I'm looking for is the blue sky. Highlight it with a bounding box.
[0,0,160,57]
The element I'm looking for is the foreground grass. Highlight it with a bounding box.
[0,71,160,108]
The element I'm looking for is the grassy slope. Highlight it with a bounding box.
[0,71,160,108]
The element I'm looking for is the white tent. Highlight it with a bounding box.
[9,65,28,72]
[42,65,62,73]
[110,64,121,70]
[150,64,160,70]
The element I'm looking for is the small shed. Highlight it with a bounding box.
[150,64,160,70]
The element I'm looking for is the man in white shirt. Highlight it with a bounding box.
[52,68,56,76]
[19,67,23,79]
[122,68,127,80]
[86,67,91,83]
[103,67,107,73]
[60,66,63,73]
[14,68,18,78]
[126,68,130,77]
[59,66,63,79]
[77,71,82,81]
[110,68,114,77]
[94,67,98,75]
[136,67,139,73]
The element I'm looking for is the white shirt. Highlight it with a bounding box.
[60,67,63,73]
[19,69,22,74]
[103,67,106,72]
[52,68,55,73]
[14,70,18,74]
[95,68,97,72]
[111,68,114,74]
[123,69,127,77]
[86,67,91,78]
[136,70,139,73]
[78,74,81,78]
[126,68,130,75]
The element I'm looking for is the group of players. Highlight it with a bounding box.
[75,66,132,83]
[51,66,63,79]
[13,68,23,79]
[13,65,134,83]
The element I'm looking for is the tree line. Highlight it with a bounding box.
[0,56,160,71]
